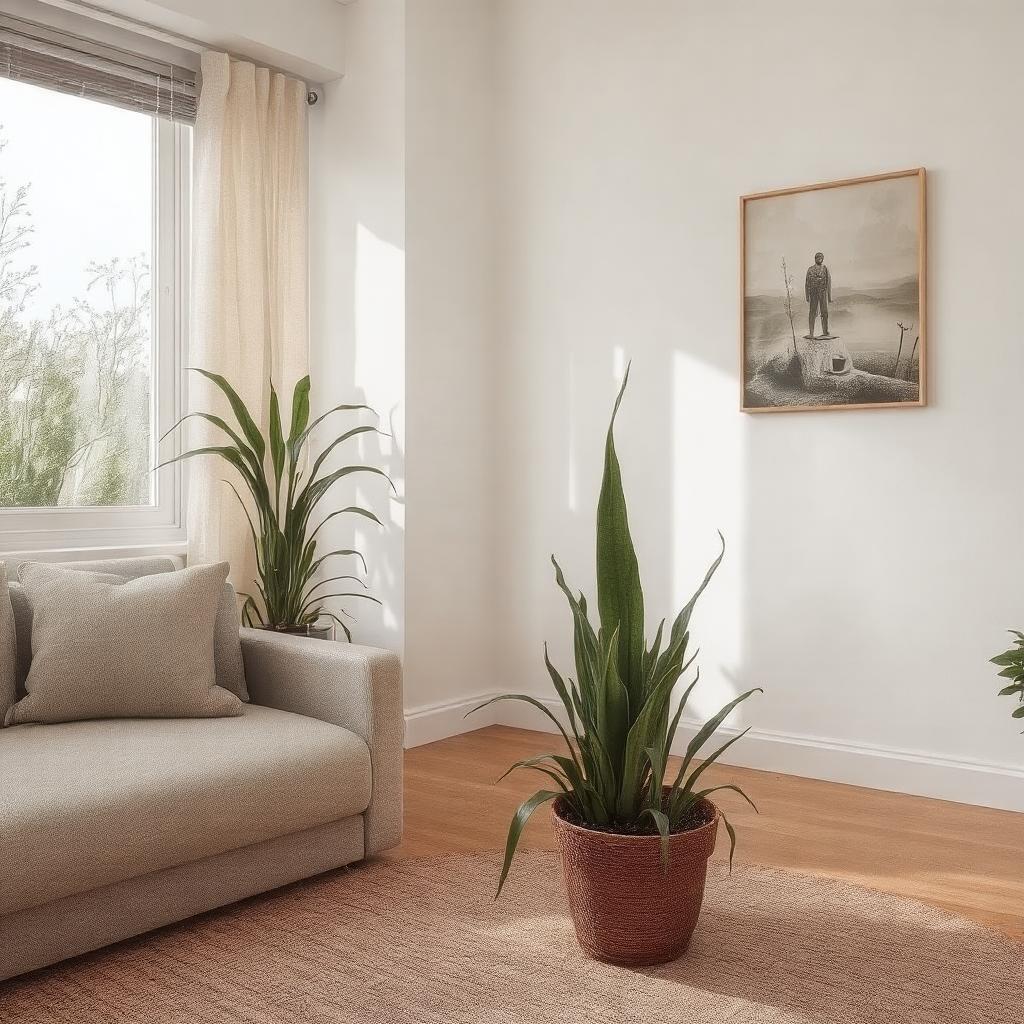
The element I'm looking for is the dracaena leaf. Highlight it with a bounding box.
[269,383,285,494]
[289,375,311,443]
[189,368,265,463]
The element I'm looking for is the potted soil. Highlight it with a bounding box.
[265,619,335,642]
[474,365,760,966]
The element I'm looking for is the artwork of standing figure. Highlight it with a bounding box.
[805,252,832,339]
[741,168,926,412]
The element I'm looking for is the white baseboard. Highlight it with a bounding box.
[403,693,500,748]
[405,691,1024,814]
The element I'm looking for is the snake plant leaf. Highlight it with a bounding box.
[616,656,682,818]
[643,618,666,683]
[597,627,630,781]
[495,756,572,795]
[657,676,696,779]
[544,644,580,738]
[486,365,761,894]
[189,368,266,463]
[671,688,763,792]
[690,783,758,814]
[495,790,561,898]
[289,375,311,443]
[678,727,753,799]
[645,744,667,805]
[637,805,671,871]
[718,807,739,871]
[671,669,700,729]
[467,694,582,775]
[595,362,645,708]
[548,753,608,823]
[551,556,601,724]
[667,533,725,649]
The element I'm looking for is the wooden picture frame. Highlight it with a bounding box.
[740,168,927,413]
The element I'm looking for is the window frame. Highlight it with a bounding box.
[0,109,190,554]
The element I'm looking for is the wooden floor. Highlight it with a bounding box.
[387,725,1024,942]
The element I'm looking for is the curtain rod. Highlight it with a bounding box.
[39,0,320,103]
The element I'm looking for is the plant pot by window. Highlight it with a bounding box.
[258,619,335,642]
[160,372,391,644]
[551,795,720,966]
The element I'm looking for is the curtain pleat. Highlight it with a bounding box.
[187,51,309,588]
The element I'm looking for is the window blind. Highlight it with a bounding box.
[0,13,197,124]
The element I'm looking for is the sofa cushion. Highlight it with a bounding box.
[0,704,372,916]
[9,559,248,702]
[0,565,16,719]
[5,554,180,689]
[5,562,241,727]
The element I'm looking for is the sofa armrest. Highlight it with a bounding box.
[239,628,403,856]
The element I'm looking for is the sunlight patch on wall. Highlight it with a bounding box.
[671,349,746,724]
[355,222,405,434]
[612,346,627,381]
[349,222,405,643]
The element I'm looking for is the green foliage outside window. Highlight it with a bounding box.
[0,137,152,509]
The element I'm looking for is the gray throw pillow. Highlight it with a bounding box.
[0,565,16,720]
[9,567,249,702]
[3,561,242,727]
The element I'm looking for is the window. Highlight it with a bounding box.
[0,10,194,551]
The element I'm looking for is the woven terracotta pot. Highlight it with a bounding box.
[550,796,720,967]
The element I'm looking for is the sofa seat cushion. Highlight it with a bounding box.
[0,705,371,916]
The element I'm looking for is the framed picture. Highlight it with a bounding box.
[740,168,926,412]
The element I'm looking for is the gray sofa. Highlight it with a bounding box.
[0,556,403,981]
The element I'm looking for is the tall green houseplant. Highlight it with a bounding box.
[477,365,760,895]
[990,631,1024,728]
[161,370,391,640]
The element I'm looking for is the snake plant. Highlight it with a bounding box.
[990,632,1024,727]
[475,365,760,896]
[159,369,390,640]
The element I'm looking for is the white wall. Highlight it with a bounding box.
[404,0,498,727]
[65,0,347,79]
[485,0,1024,810]
[76,0,1024,808]
[309,0,406,655]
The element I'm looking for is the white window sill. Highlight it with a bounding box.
[0,541,187,567]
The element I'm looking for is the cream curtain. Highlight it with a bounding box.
[188,50,309,587]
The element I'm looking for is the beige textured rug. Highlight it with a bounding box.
[2,851,1021,1023]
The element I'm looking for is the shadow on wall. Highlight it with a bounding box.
[319,383,405,651]
[307,0,406,652]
